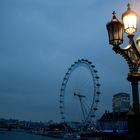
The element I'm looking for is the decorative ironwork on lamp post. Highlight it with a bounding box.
[106,3,140,140]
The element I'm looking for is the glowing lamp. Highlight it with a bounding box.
[122,4,137,36]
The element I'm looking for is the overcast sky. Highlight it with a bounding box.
[0,0,140,122]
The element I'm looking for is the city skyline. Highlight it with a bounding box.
[0,0,140,122]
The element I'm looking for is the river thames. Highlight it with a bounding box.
[0,130,101,140]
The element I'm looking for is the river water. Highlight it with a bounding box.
[0,130,101,140]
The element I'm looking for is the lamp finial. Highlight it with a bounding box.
[112,11,116,16]
[127,3,131,10]
[112,11,117,20]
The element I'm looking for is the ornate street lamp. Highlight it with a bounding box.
[106,11,123,47]
[106,3,140,113]
[106,4,140,140]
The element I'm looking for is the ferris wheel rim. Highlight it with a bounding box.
[60,59,101,124]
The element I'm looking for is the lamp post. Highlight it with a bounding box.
[106,4,140,140]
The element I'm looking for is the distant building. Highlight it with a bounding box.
[112,93,130,113]
[97,111,128,133]
[97,93,130,132]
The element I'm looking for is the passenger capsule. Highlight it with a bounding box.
[96,92,101,94]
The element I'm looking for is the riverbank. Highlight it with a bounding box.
[0,128,128,140]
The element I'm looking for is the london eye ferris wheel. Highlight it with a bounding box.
[60,59,101,126]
